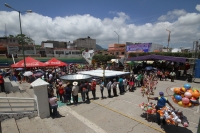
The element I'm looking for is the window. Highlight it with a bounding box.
[121,52,124,55]
[116,52,119,55]
[55,51,64,54]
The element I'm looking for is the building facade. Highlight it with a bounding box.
[73,36,96,50]
[107,43,126,58]
[0,37,36,56]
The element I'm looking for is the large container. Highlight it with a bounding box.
[194,59,200,78]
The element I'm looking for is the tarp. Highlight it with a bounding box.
[78,70,130,78]
[11,57,46,68]
[127,54,186,63]
[45,58,67,66]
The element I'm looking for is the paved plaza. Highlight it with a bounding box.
[18,78,200,133]
[54,79,200,133]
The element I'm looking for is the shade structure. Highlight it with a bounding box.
[11,57,46,68]
[127,54,186,63]
[45,58,67,66]
[78,70,130,78]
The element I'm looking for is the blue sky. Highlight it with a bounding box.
[0,0,200,48]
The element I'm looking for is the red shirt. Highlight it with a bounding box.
[0,75,4,84]
[58,86,64,95]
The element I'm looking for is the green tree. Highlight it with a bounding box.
[92,54,116,63]
[8,34,34,45]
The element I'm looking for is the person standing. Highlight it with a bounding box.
[112,79,118,96]
[72,81,79,105]
[0,73,5,92]
[100,79,104,99]
[123,77,127,92]
[85,81,90,101]
[64,82,72,105]
[170,70,176,82]
[80,81,86,102]
[58,82,64,102]
[49,95,58,118]
[118,76,123,94]
[106,79,112,98]
[128,76,134,92]
[91,79,97,100]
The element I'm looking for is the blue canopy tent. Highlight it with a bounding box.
[127,54,186,63]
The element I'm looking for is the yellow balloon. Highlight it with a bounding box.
[178,101,183,106]
[180,87,186,93]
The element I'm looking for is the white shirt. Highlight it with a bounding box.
[123,79,127,85]
[72,85,79,96]
[49,97,57,106]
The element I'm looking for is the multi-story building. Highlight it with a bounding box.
[0,37,36,56]
[107,43,126,58]
[73,36,96,50]
[41,40,67,48]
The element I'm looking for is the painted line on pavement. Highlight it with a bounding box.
[60,106,107,133]
[91,100,165,133]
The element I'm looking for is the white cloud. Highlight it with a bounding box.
[158,9,187,21]
[196,5,200,12]
[0,7,200,49]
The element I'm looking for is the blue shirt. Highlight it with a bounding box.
[118,78,123,86]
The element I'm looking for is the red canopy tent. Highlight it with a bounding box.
[45,58,67,66]
[11,57,46,68]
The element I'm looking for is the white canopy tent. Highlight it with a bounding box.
[78,70,130,78]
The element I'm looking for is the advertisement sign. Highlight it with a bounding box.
[126,43,152,52]
[7,46,19,54]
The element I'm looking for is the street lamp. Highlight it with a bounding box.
[114,31,119,44]
[5,3,32,71]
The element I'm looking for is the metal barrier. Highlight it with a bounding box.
[0,97,37,113]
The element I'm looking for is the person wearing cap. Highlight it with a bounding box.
[148,92,175,125]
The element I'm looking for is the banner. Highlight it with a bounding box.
[126,43,152,52]
[7,46,19,54]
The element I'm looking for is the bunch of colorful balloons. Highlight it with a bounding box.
[139,102,157,114]
[172,84,200,108]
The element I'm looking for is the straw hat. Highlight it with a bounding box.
[73,81,78,86]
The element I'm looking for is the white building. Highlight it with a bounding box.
[54,48,81,57]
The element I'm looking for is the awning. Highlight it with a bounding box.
[78,70,130,78]
[11,57,46,68]
[45,58,67,66]
[127,54,186,63]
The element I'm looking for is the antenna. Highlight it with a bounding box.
[166,29,171,52]
[4,23,7,37]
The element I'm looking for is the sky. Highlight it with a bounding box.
[0,0,200,49]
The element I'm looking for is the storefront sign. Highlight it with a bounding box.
[126,43,152,52]
[7,46,19,54]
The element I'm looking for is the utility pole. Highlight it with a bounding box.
[166,29,171,52]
